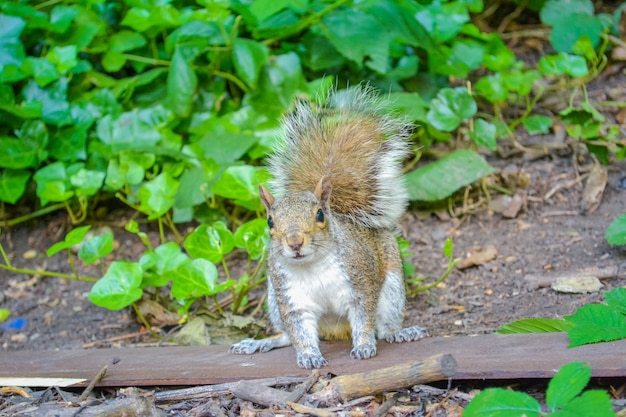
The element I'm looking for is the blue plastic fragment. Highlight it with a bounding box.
[0,317,27,332]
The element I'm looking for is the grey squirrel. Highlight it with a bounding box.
[230,86,427,369]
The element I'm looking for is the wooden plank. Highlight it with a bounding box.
[1,333,624,387]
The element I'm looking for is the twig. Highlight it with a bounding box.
[82,331,152,348]
[154,377,305,402]
[78,365,108,401]
[284,369,320,405]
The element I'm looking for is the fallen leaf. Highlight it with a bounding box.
[456,245,498,269]
[175,317,211,346]
[137,299,182,326]
[581,162,607,214]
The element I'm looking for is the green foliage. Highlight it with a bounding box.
[497,288,626,348]
[464,362,615,417]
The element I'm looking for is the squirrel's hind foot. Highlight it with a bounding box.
[384,326,429,343]
[230,333,291,355]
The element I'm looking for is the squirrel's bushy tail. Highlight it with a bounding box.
[267,85,412,229]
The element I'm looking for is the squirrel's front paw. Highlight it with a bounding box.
[230,338,273,354]
[296,350,328,369]
[350,342,377,360]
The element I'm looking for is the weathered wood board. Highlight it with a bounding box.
[1,333,624,387]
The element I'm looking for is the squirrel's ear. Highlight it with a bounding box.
[258,184,275,212]
[314,176,332,211]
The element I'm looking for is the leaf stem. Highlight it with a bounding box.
[0,262,97,282]
[2,203,66,227]
[123,54,171,67]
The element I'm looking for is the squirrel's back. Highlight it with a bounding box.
[267,86,412,229]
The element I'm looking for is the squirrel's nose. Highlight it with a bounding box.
[286,233,304,252]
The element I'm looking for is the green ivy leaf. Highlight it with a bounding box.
[234,218,269,260]
[184,222,235,264]
[138,172,179,219]
[463,388,541,417]
[102,51,126,72]
[523,115,553,135]
[139,242,189,288]
[426,87,477,132]
[109,30,147,53]
[502,69,541,96]
[0,137,40,169]
[47,45,78,74]
[497,318,573,334]
[233,38,269,89]
[321,9,390,73]
[549,14,604,53]
[0,15,27,83]
[249,0,290,22]
[49,5,79,34]
[22,57,59,86]
[171,258,234,300]
[0,169,31,204]
[469,119,497,151]
[474,74,507,104]
[565,304,626,347]
[546,362,590,410]
[167,45,198,117]
[47,225,91,257]
[88,261,143,310]
[70,167,106,197]
[33,161,74,205]
[78,232,114,265]
[213,165,263,211]
[605,214,626,246]
[405,149,493,201]
[538,53,588,78]
[540,0,594,25]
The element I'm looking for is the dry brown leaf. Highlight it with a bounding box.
[581,162,607,214]
[456,245,498,270]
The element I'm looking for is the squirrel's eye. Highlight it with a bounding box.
[267,216,274,229]
[315,208,324,223]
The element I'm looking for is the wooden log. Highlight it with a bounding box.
[310,353,456,404]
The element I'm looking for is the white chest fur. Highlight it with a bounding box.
[279,252,353,319]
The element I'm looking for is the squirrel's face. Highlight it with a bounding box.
[265,193,331,263]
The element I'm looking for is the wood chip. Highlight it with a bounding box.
[551,276,603,293]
